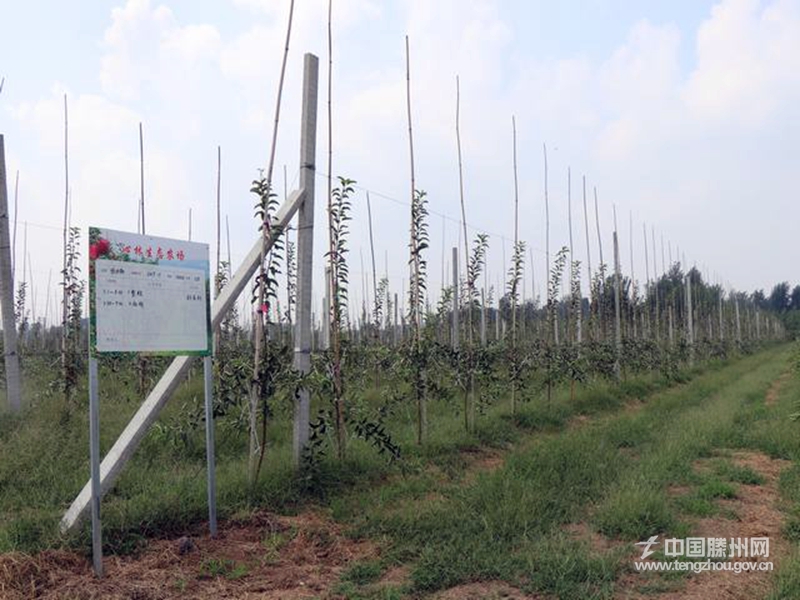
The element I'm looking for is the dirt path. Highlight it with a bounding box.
[765,370,792,406]
[617,451,790,600]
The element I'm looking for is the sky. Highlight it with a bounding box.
[1,0,799,325]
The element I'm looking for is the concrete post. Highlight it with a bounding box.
[612,231,622,379]
[0,135,21,412]
[292,53,318,464]
[480,288,486,346]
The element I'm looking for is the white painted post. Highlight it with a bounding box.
[452,247,459,350]
[735,298,741,342]
[756,309,761,340]
[88,356,103,576]
[292,53,318,465]
[202,355,217,535]
[686,274,694,364]
[393,292,399,346]
[0,135,21,412]
[612,231,622,379]
[496,291,501,341]
[321,268,331,350]
[480,288,486,346]
[668,304,674,346]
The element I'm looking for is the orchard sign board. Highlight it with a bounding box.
[88,227,211,356]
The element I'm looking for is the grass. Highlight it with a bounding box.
[2,343,799,599]
[198,557,248,580]
[0,349,695,554]
[332,343,800,598]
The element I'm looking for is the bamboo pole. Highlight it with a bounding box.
[251,0,295,479]
[61,95,70,385]
[366,192,378,336]
[455,75,475,430]
[405,35,425,443]
[510,118,521,412]
[11,170,17,282]
[452,247,459,349]
[214,147,222,351]
[643,223,650,338]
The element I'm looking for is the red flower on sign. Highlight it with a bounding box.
[157,247,164,260]
[134,245,143,256]
[146,247,153,259]
[166,249,174,260]
[177,250,185,261]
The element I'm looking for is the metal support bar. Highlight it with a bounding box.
[203,355,217,537]
[88,357,103,576]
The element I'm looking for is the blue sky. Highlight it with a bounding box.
[2,0,799,325]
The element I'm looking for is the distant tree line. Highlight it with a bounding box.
[759,282,800,337]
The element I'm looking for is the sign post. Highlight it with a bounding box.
[203,354,217,536]
[88,356,102,575]
[87,227,213,576]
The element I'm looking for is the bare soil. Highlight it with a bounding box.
[617,451,790,600]
[765,370,791,406]
[432,580,542,599]
[0,510,377,600]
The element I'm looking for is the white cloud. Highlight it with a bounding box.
[683,0,800,125]
[162,24,221,61]
[100,0,222,102]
